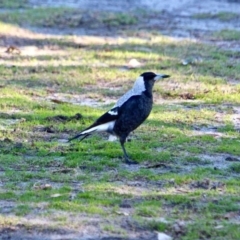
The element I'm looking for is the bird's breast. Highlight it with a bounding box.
[113,94,153,136]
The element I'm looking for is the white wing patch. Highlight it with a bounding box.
[113,76,145,108]
[108,109,118,115]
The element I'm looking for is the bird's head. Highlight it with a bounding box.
[133,72,170,93]
[141,72,170,82]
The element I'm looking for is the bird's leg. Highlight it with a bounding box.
[120,138,138,165]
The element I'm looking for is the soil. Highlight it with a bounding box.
[2,0,240,50]
[28,0,240,40]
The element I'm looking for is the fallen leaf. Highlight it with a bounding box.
[179,93,195,99]
[50,99,67,104]
[33,183,52,190]
[175,188,190,193]
[214,225,224,229]
[115,211,129,216]
[5,45,21,54]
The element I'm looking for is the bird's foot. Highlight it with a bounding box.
[125,157,138,165]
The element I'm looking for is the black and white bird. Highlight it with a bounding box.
[69,72,170,164]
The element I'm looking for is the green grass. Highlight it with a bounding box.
[0,6,240,240]
[0,7,138,28]
[0,0,28,8]
[193,12,239,21]
[0,8,74,26]
[101,12,138,26]
[212,29,240,41]
[229,163,240,173]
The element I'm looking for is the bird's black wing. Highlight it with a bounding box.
[88,107,119,129]
[68,107,119,141]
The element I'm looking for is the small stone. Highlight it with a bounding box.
[157,232,172,240]
[127,58,142,69]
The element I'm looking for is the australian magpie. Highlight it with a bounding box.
[69,72,170,164]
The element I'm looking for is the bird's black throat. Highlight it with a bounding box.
[143,80,154,99]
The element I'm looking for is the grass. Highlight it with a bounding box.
[212,29,240,41]
[0,0,28,8]
[0,8,75,27]
[0,7,138,28]
[0,5,240,240]
[193,12,239,21]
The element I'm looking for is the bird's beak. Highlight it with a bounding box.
[154,74,170,81]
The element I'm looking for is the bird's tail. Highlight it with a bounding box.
[68,133,91,142]
[68,128,96,142]
[68,120,115,142]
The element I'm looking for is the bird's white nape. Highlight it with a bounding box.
[133,76,146,92]
[113,76,146,108]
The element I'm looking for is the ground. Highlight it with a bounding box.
[0,0,240,239]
